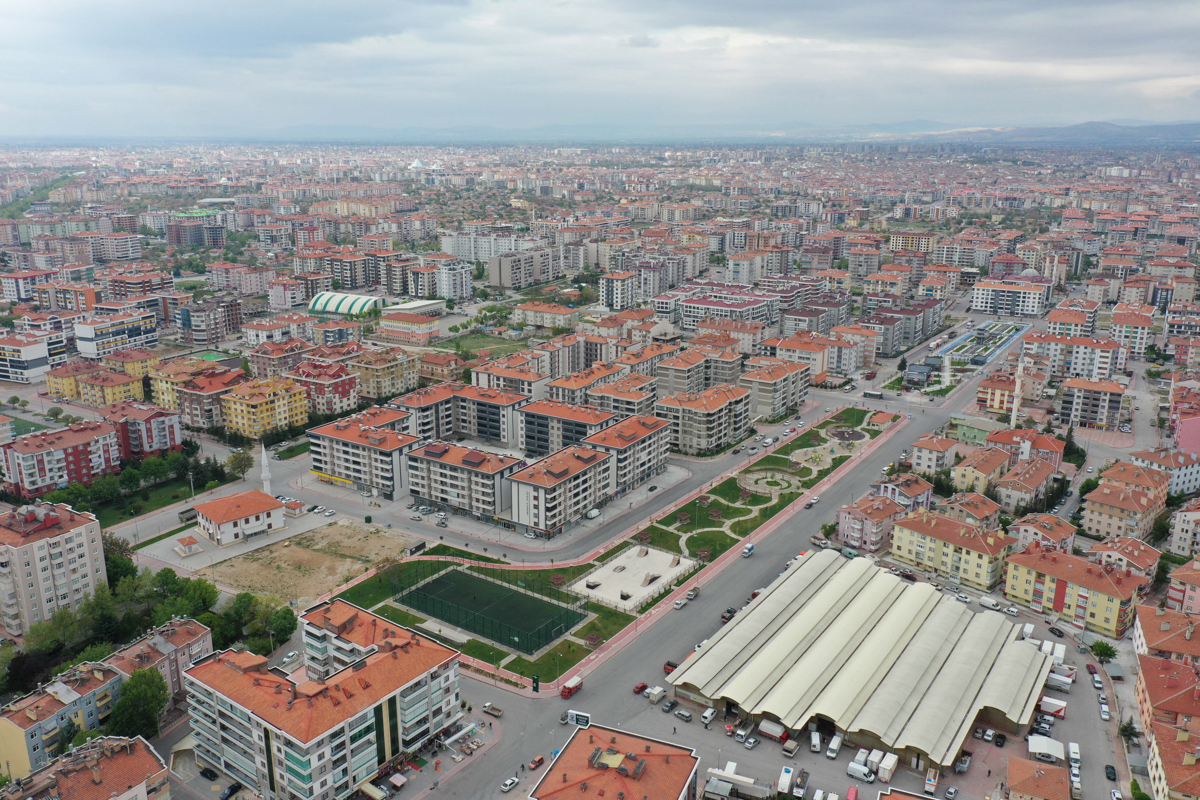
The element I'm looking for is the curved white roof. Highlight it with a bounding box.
[669,549,1051,767]
[308,293,384,315]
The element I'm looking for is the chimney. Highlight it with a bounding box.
[91,767,102,785]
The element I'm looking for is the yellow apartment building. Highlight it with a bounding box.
[220,377,308,438]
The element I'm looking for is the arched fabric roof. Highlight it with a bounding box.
[669,548,1052,768]
[308,293,384,315]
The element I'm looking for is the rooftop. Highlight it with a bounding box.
[527,724,698,800]
[509,446,611,488]
[1008,545,1149,600]
[193,490,284,525]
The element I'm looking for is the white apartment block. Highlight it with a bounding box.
[1109,312,1155,359]
[971,280,1052,317]
[0,331,68,383]
[1021,332,1127,380]
[406,441,525,517]
[0,503,105,637]
[435,261,473,302]
[599,271,636,311]
[309,414,420,501]
[74,311,158,359]
[508,446,611,538]
[187,602,461,800]
[440,231,545,261]
[582,415,672,496]
[1131,448,1200,495]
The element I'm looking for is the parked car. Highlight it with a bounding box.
[410,515,422,520]
[221,784,243,800]
[314,506,326,513]
[945,789,958,800]
[662,699,678,713]
[983,729,995,742]
[1098,693,1108,705]
[1087,664,1098,675]
[955,594,971,604]
[1048,627,1065,638]
[994,733,1006,747]
[281,650,298,664]
[674,708,693,722]
[324,509,336,517]
[1003,606,1020,616]
[1100,704,1111,721]
[633,682,648,694]
[743,736,760,750]
[1106,765,1117,781]
[199,768,219,781]
[501,777,520,793]
[435,512,447,518]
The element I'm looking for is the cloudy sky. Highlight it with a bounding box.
[3,0,1200,138]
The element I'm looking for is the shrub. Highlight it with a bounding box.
[365,515,372,523]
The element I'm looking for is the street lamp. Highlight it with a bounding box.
[188,471,195,498]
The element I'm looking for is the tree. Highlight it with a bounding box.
[269,606,298,642]
[91,474,121,505]
[47,407,63,419]
[6,396,18,408]
[165,451,188,480]
[19,400,28,411]
[79,584,121,643]
[1090,640,1118,664]
[1119,717,1139,744]
[185,578,220,616]
[120,467,142,493]
[225,450,254,480]
[898,357,907,372]
[204,480,219,492]
[240,357,250,373]
[106,668,169,740]
[54,719,79,757]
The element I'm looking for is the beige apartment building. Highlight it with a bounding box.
[349,346,419,400]
[655,384,751,455]
[406,441,525,517]
[582,414,672,496]
[890,510,1015,592]
[508,445,612,538]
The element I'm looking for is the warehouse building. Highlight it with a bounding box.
[668,549,1051,772]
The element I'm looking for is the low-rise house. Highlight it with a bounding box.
[872,473,934,511]
[994,458,1057,513]
[951,447,1011,493]
[105,617,213,709]
[1090,536,1162,579]
[1006,756,1071,800]
[936,492,1001,529]
[194,489,285,546]
[985,429,1066,470]
[909,434,959,475]
[1009,512,1077,553]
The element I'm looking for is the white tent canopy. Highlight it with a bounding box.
[1026,735,1066,761]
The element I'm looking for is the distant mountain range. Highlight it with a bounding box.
[265,119,1200,145]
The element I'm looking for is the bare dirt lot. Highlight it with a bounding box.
[193,522,416,605]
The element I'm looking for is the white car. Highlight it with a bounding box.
[282,650,298,663]
[954,594,971,604]
[435,512,447,518]
[1100,703,1111,721]
[313,506,326,513]
[1098,693,1108,705]
[324,509,336,517]
[1003,606,1020,616]
[810,496,819,504]
[501,777,520,793]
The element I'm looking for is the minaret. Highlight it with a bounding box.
[260,441,272,498]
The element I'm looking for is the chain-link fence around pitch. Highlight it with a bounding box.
[393,562,587,655]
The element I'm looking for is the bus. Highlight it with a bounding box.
[178,508,198,523]
[863,390,884,400]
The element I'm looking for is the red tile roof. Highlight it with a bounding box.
[194,490,284,525]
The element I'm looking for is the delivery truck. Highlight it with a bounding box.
[646,686,666,704]
[758,719,789,743]
[868,750,884,772]
[1053,643,1067,666]
[792,769,810,799]
[779,767,794,797]
[1039,696,1068,719]
[560,676,583,699]
[877,753,898,783]
[1022,623,1035,640]
[1045,673,1073,693]
[482,702,503,718]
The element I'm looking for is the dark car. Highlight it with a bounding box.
[662,699,678,713]
[221,783,243,800]
[899,571,917,581]
[1106,765,1117,781]
[804,501,815,509]
[721,607,737,623]
[1087,664,1098,675]
[199,768,219,781]
[1048,627,1065,638]
[994,733,1006,747]
[633,682,648,694]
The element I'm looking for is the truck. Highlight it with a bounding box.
[878,753,898,783]
[864,372,877,380]
[482,702,503,718]
[758,719,789,743]
[1021,623,1035,640]
[978,597,1001,611]
[782,739,802,758]
[791,769,810,799]
[1050,663,1078,681]
[954,750,972,773]
[779,767,794,797]
[867,750,884,772]
[686,586,700,600]
[1045,673,1073,693]
[1039,696,1068,719]
[742,544,755,557]
[646,686,666,704]
[924,767,939,796]
[560,676,583,699]
[664,660,679,674]
[1052,643,1067,666]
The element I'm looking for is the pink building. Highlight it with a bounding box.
[837,495,906,552]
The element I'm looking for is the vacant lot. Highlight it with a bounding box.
[194,522,417,605]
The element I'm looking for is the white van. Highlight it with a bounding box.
[811,731,822,752]
[826,733,844,759]
[847,763,876,783]
[978,597,1001,611]
[812,791,826,800]
[701,708,717,725]
[1068,742,1081,767]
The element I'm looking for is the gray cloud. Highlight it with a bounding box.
[1,0,1200,137]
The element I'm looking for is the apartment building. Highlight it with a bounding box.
[1090,537,1161,579]
[654,385,751,456]
[471,362,550,400]
[994,458,1057,513]
[511,301,579,329]
[546,363,628,406]
[33,281,102,312]
[1111,311,1156,359]
[984,429,1066,470]
[599,270,636,310]
[241,320,291,347]
[1021,332,1127,380]
[389,383,528,445]
[490,247,562,291]
[221,378,308,439]
[586,373,658,418]
[837,495,906,553]
[737,361,810,421]
[1059,378,1126,429]
[177,369,250,431]
[148,357,220,409]
[186,624,461,800]
[309,412,420,500]
[312,320,363,346]
[909,434,959,475]
[971,280,1053,316]
[656,347,742,396]
[77,370,144,408]
[872,473,935,511]
[0,331,68,383]
[176,298,242,346]
[0,664,123,777]
[1131,448,1200,495]
[1009,513,1077,553]
[99,400,183,459]
[0,735,168,800]
[406,441,524,517]
[1081,483,1155,541]
[349,348,419,401]
[516,400,615,456]
[890,510,1015,591]
[269,278,307,310]
[194,490,286,547]
[1100,461,1169,518]
[101,348,161,377]
[695,318,766,355]
[286,362,360,416]
[508,446,612,538]
[74,311,158,358]
[105,617,213,707]
[2,423,120,498]
[1005,544,1148,637]
[1169,497,1200,558]
[249,339,317,380]
[581,415,672,497]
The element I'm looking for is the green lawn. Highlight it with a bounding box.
[457,638,509,666]
[337,560,454,609]
[504,640,589,681]
[436,334,528,356]
[574,603,636,644]
[817,408,870,429]
[660,499,749,528]
[801,456,851,489]
[133,522,196,551]
[97,475,234,529]
[277,441,310,459]
[638,525,682,553]
[596,541,633,563]
[685,529,738,559]
[926,384,955,397]
[709,477,744,504]
[730,492,801,537]
[424,544,507,563]
[777,430,826,455]
[746,454,794,472]
[374,604,428,629]
[9,416,48,436]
